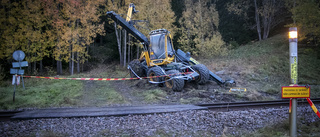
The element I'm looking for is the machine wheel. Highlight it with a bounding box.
[191,64,209,85]
[165,70,185,91]
[128,59,144,78]
[147,67,166,86]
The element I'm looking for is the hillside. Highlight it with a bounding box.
[0,34,319,110]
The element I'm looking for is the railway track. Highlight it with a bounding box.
[197,98,320,111]
[0,110,22,121]
[1,98,319,121]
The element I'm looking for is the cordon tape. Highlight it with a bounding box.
[22,72,194,81]
[306,98,320,118]
[289,98,320,118]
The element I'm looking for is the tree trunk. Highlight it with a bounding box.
[71,50,74,75]
[86,44,89,64]
[77,52,80,73]
[100,35,103,46]
[262,0,274,40]
[57,61,60,75]
[114,22,122,65]
[40,60,43,74]
[123,29,127,67]
[69,43,73,75]
[254,0,262,41]
[28,57,31,74]
[81,63,84,72]
[33,61,36,74]
[76,20,80,73]
[59,61,62,74]
[56,36,62,75]
[199,0,204,47]
[263,16,270,40]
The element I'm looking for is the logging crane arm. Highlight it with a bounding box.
[107,4,235,91]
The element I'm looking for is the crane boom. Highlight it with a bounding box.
[107,11,149,45]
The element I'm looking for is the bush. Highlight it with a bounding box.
[0,64,5,82]
[229,41,240,49]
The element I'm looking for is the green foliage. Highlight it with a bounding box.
[178,0,227,57]
[0,64,5,82]
[299,50,320,85]
[132,0,176,36]
[223,34,319,101]
[287,0,320,45]
[49,0,106,63]
[229,41,240,49]
[0,0,52,63]
[216,0,255,45]
[0,0,107,74]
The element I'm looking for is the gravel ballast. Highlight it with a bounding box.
[0,106,319,136]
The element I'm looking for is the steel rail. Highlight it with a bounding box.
[1,98,319,121]
[0,110,22,121]
[197,98,320,109]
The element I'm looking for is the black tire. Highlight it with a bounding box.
[191,64,209,85]
[147,67,166,86]
[165,70,185,91]
[128,59,145,78]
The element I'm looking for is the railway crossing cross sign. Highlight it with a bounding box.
[11,50,28,102]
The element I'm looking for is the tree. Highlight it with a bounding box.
[0,0,51,74]
[108,0,176,66]
[287,0,320,45]
[216,0,255,46]
[0,0,20,60]
[44,0,105,75]
[133,0,176,36]
[21,0,51,73]
[178,0,227,57]
[43,0,67,74]
[228,0,288,41]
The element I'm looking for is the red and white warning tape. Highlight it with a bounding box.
[23,76,139,81]
[289,98,320,118]
[306,98,320,118]
[22,72,193,81]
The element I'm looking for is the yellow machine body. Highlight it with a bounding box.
[139,33,175,67]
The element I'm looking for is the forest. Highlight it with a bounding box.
[0,0,319,79]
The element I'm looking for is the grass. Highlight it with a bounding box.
[0,68,126,110]
[1,34,319,109]
[205,34,320,99]
[241,119,320,137]
[0,78,82,109]
[143,89,167,103]
[228,34,290,82]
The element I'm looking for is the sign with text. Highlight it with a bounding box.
[10,68,24,75]
[12,61,28,68]
[281,86,310,98]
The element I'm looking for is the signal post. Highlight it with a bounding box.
[281,27,310,137]
[289,27,298,137]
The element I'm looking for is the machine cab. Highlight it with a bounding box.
[148,29,175,66]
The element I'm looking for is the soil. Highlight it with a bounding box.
[93,60,280,106]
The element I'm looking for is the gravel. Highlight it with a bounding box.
[0,106,319,136]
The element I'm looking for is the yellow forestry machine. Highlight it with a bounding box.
[107,3,235,91]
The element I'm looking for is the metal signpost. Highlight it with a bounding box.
[10,50,28,102]
[288,27,298,137]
